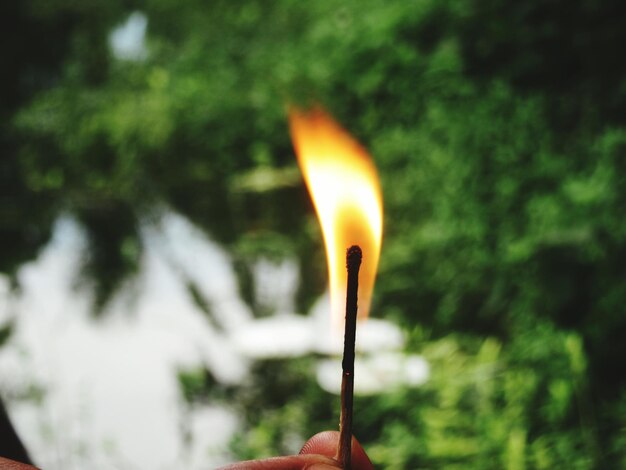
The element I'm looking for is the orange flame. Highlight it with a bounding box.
[289,106,383,327]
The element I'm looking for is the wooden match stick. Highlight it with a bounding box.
[338,245,362,470]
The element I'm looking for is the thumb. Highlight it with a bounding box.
[300,431,374,470]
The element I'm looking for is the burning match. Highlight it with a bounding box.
[289,105,383,469]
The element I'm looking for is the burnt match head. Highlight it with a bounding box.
[346,245,362,270]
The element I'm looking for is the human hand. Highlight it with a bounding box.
[218,431,374,469]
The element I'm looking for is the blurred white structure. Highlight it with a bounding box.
[0,211,428,469]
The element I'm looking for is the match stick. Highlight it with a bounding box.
[338,245,362,470]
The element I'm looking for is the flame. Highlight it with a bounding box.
[289,106,383,326]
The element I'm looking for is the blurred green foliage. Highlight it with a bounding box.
[3,0,626,468]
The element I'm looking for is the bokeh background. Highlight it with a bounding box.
[2,0,626,468]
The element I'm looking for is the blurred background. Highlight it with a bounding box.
[2,0,626,468]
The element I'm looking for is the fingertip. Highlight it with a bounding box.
[300,431,374,470]
[217,454,338,469]
[300,431,340,458]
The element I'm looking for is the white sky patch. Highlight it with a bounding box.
[252,257,299,316]
[307,292,406,355]
[149,213,253,334]
[232,315,316,359]
[0,215,243,469]
[317,353,430,395]
[109,12,148,61]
